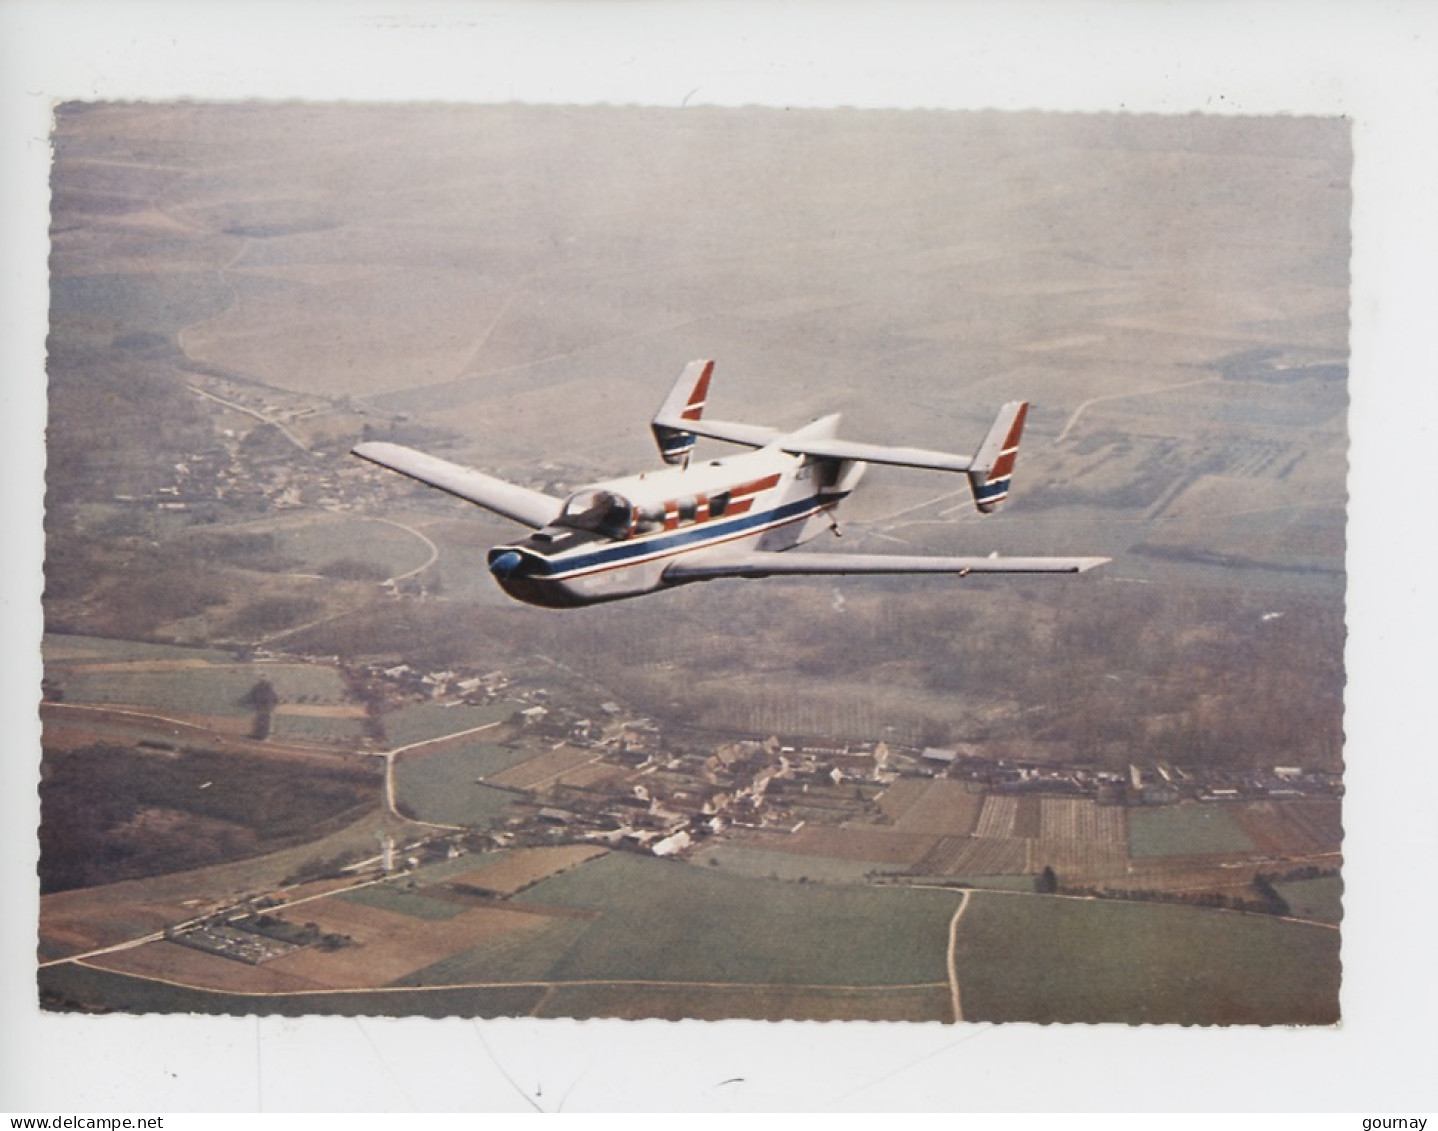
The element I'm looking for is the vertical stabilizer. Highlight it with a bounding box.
[651,359,714,466]
[966,401,1028,513]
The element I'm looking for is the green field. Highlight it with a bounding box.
[393,743,532,827]
[955,892,1340,1025]
[269,710,366,744]
[1273,875,1344,924]
[698,845,891,884]
[57,662,349,720]
[383,701,517,747]
[944,875,1045,893]
[43,633,236,666]
[1127,802,1259,858]
[513,852,962,988]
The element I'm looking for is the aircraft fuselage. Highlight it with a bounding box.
[486,440,859,608]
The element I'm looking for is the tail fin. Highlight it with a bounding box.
[966,401,1028,513]
[651,359,714,466]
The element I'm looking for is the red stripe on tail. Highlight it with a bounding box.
[680,361,714,421]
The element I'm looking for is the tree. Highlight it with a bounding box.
[1035,865,1058,894]
[242,678,279,740]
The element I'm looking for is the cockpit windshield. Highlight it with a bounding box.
[555,489,635,538]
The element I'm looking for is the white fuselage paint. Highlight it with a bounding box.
[488,443,862,607]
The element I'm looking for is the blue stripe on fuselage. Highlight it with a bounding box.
[511,491,849,580]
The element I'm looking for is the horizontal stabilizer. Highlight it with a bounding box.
[353,442,561,530]
[664,550,1109,582]
[778,435,975,473]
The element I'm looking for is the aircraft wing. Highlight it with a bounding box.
[663,549,1109,581]
[353,441,562,530]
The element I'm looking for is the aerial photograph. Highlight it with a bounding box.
[37,102,1348,1026]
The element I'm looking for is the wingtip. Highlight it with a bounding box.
[351,440,398,465]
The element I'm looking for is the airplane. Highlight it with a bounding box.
[352,360,1107,608]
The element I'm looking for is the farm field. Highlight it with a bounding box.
[697,844,899,884]
[1230,799,1344,856]
[53,660,349,723]
[485,745,607,791]
[43,633,236,667]
[912,836,1031,877]
[392,740,538,825]
[267,706,366,745]
[881,778,986,836]
[382,701,516,747]
[736,825,939,870]
[1127,802,1259,858]
[954,891,1340,1025]
[513,852,962,989]
[444,844,607,897]
[394,771,522,830]
[337,883,472,921]
[1273,875,1344,924]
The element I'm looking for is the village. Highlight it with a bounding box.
[160,643,1342,967]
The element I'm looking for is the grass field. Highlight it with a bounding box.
[56,662,349,721]
[43,633,236,666]
[1273,875,1344,924]
[383,701,517,747]
[697,845,893,884]
[393,744,530,828]
[955,891,1340,1024]
[513,852,962,988]
[1127,802,1259,858]
[943,875,1042,892]
[268,709,366,744]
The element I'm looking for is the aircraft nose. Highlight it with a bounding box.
[488,550,525,580]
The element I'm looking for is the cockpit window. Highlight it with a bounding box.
[556,489,635,538]
[633,503,665,535]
